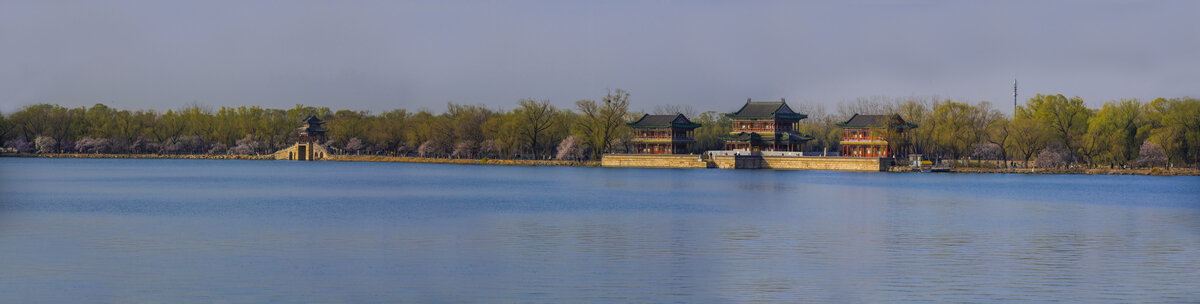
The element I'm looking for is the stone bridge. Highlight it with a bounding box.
[273,142,331,161]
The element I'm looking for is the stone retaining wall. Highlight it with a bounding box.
[761,156,888,171]
[601,154,710,168]
[712,155,886,171]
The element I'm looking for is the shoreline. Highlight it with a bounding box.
[4,153,274,160]
[327,155,599,167]
[3,153,1196,176]
[0,153,598,167]
[891,166,1198,176]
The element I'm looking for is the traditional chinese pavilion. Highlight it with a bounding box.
[627,114,701,154]
[724,99,813,152]
[298,115,327,143]
[836,113,917,158]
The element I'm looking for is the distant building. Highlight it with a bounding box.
[724,99,813,152]
[627,114,701,154]
[275,115,330,161]
[836,114,917,158]
[298,115,327,143]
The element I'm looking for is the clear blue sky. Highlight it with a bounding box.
[2,0,1197,115]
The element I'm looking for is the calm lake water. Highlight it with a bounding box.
[1,158,1199,303]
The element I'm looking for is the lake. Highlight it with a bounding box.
[1,157,1198,303]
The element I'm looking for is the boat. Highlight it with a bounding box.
[925,161,952,173]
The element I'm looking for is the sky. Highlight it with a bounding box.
[2,0,1197,116]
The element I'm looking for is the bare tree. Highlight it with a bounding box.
[651,104,696,118]
[516,98,557,158]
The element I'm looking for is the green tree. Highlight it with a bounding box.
[692,111,732,151]
[1089,99,1145,164]
[891,99,933,156]
[1007,117,1047,167]
[327,110,371,146]
[0,111,12,143]
[929,100,979,159]
[1145,97,1200,165]
[1024,94,1091,161]
[575,89,631,159]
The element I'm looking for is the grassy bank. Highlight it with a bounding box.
[328,155,599,167]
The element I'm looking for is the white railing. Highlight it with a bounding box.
[705,150,842,157]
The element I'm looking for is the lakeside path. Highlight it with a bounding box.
[4,153,1197,175]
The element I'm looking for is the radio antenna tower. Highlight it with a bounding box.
[1013,78,1018,116]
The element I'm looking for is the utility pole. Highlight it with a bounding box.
[1013,78,1018,117]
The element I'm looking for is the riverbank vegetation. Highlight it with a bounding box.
[2,91,1197,170]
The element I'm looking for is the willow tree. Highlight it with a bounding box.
[691,111,731,152]
[1144,97,1200,165]
[1089,99,1145,164]
[1007,117,1048,167]
[929,100,979,159]
[1025,94,1091,161]
[575,89,631,159]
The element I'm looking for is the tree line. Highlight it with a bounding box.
[2,90,1197,168]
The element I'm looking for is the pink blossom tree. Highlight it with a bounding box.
[1036,142,1068,169]
[1135,141,1168,168]
[35,136,57,154]
[345,137,368,155]
[452,140,475,159]
[556,135,583,161]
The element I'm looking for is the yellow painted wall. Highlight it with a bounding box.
[600,154,710,168]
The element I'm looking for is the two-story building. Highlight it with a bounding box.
[724,99,813,152]
[836,113,917,158]
[627,114,702,154]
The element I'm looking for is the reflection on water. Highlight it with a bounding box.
[1,158,1199,302]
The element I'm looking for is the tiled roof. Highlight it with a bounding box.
[837,114,918,128]
[842,114,891,127]
[727,100,807,119]
[301,115,325,125]
[628,114,701,128]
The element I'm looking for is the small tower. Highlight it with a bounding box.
[1013,79,1018,115]
[298,115,326,143]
